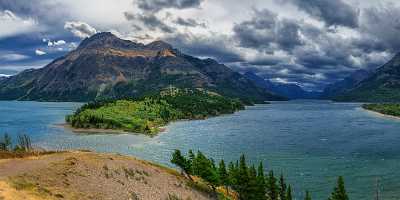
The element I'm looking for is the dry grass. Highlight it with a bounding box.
[0,151,215,200]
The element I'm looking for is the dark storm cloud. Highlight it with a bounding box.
[248,57,284,66]
[137,0,203,12]
[164,33,243,63]
[281,0,359,28]
[124,12,175,33]
[0,0,67,27]
[230,6,393,90]
[359,5,400,52]
[233,9,302,52]
[173,17,206,28]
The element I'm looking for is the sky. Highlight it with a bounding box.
[1,0,400,91]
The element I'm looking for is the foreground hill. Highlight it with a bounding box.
[329,53,400,102]
[0,32,283,103]
[244,72,321,99]
[0,151,215,200]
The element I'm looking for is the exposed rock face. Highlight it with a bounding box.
[0,32,284,102]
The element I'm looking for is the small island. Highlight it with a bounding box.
[362,103,400,118]
[66,88,245,135]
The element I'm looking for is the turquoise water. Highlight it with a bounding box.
[0,100,399,199]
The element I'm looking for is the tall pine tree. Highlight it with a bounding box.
[328,176,349,200]
[218,159,229,193]
[305,190,312,200]
[287,185,293,200]
[279,174,287,200]
[257,162,266,199]
[267,170,278,200]
[237,154,249,199]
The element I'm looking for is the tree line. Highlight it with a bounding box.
[171,149,349,200]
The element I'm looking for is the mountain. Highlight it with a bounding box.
[331,53,400,102]
[244,71,321,99]
[0,32,284,103]
[322,69,372,99]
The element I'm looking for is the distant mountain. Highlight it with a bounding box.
[330,53,400,102]
[244,71,321,99]
[0,32,285,103]
[322,69,372,99]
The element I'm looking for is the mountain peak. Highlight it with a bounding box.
[145,40,173,51]
[78,32,143,50]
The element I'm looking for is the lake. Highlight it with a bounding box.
[0,100,399,199]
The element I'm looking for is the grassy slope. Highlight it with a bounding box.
[0,151,217,200]
[66,89,244,135]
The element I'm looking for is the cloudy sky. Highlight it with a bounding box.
[1,0,400,90]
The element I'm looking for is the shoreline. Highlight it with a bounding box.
[362,107,400,121]
[58,123,167,135]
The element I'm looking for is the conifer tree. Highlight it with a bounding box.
[171,150,193,181]
[305,190,312,200]
[218,160,229,189]
[328,176,349,200]
[279,174,287,200]
[193,151,220,191]
[237,154,249,199]
[257,162,266,199]
[247,165,265,200]
[287,185,293,200]
[267,170,278,200]
[228,161,239,192]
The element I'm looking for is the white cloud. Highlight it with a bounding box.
[35,49,46,56]
[0,53,29,61]
[0,10,39,39]
[0,74,12,77]
[64,21,97,38]
[46,39,66,47]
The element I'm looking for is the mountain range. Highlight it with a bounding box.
[244,71,321,99]
[0,32,285,103]
[325,53,400,102]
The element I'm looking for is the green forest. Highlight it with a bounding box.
[171,149,349,200]
[66,88,244,135]
[362,103,400,117]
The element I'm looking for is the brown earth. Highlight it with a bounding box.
[0,151,216,200]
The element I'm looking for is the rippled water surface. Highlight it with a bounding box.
[1,100,400,199]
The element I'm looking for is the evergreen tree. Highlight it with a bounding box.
[218,159,229,190]
[305,190,312,200]
[171,150,192,181]
[193,151,219,191]
[279,174,287,200]
[238,154,249,198]
[257,162,267,199]
[267,170,278,200]
[188,150,195,173]
[286,185,293,200]
[247,165,264,200]
[228,161,239,192]
[328,176,349,200]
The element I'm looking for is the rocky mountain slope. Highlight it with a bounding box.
[322,69,372,99]
[330,53,400,102]
[0,32,283,103]
[244,71,321,99]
